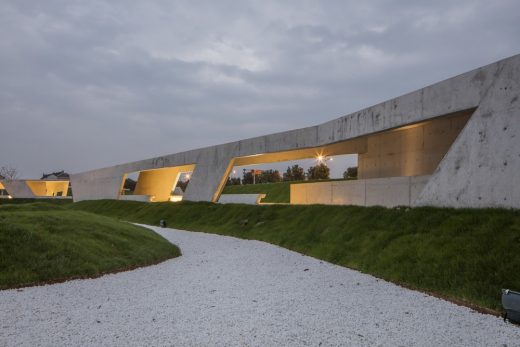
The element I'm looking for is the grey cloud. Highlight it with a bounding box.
[0,0,519,177]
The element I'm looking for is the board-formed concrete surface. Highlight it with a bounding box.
[70,54,520,208]
[291,175,430,207]
[1,226,519,346]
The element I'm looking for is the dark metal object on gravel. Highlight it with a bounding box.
[502,289,520,323]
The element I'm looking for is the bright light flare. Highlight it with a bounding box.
[316,154,333,165]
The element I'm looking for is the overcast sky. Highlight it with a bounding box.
[1,0,519,178]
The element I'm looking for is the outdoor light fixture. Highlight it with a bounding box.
[316,155,333,165]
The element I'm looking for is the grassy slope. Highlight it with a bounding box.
[0,198,73,205]
[222,179,350,203]
[0,203,180,289]
[71,200,520,311]
[223,182,290,202]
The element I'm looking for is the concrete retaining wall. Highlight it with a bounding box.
[291,176,430,207]
[218,194,267,205]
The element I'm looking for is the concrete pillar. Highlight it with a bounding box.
[415,57,520,208]
[183,145,236,202]
[70,170,124,201]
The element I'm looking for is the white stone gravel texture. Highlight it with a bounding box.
[1,225,519,347]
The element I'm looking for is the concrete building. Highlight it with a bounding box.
[0,181,10,198]
[1,179,70,199]
[71,54,520,208]
[41,170,70,180]
[0,170,71,199]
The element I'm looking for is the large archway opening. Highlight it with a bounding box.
[215,108,474,206]
[222,153,358,203]
[216,137,367,203]
[119,164,195,202]
[25,180,69,197]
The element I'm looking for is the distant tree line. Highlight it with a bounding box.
[307,163,330,180]
[225,163,359,186]
[229,169,282,185]
[343,166,358,179]
[283,165,305,181]
[176,180,189,192]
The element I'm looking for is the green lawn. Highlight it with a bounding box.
[222,182,291,202]
[222,179,351,203]
[70,200,520,312]
[0,202,180,289]
[0,198,73,205]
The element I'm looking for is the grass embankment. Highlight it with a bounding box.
[222,179,351,203]
[222,181,290,202]
[0,198,72,205]
[71,199,520,312]
[0,203,180,289]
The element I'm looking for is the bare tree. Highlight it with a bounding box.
[0,165,19,180]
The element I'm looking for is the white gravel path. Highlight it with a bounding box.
[1,225,519,347]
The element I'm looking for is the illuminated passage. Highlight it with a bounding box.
[216,109,472,206]
[26,180,69,197]
[120,165,195,202]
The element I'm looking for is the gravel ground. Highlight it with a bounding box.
[1,225,519,347]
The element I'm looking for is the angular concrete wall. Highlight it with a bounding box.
[358,110,472,179]
[70,54,520,208]
[1,180,36,198]
[415,57,520,208]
